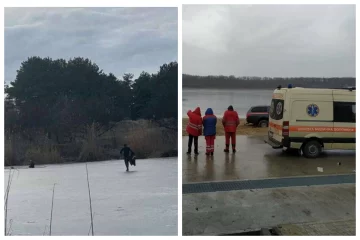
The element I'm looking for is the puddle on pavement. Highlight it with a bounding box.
[220,228,280,236]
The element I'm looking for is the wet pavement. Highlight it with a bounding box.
[5,158,177,236]
[277,219,355,236]
[182,135,356,236]
[183,136,355,183]
[182,184,355,236]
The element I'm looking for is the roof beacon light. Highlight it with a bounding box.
[288,83,293,89]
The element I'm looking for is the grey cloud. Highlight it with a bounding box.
[5,7,178,83]
[183,5,355,77]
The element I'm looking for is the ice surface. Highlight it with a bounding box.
[4,158,178,236]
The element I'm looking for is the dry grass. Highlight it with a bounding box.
[182,118,268,136]
[87,213,96,236]
[25,145,62,165]
[125,120,176,159]
[85,163,94,236]
[79,123,105,162]
[4,169,16,236]
[4,133,22,166]
[5,119,177,166]
[4,140,14,166]
[49,184,56,236]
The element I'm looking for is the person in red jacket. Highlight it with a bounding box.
[222,105,240,153]
[186,107,202,155]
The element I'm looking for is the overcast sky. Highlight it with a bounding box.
[5,7,177,83]
[183,5,355,78]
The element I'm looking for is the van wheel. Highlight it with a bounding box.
[258,120,268,128]
[302,141,322,158]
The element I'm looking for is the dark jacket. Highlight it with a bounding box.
[202,108,217,136]
[120,146,134,157]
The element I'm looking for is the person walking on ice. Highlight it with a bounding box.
[120,144,135,172]
[202,108,217,156]
[186,107,202,155]
[222,105,240,153]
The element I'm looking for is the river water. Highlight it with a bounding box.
[4,158,177,236]
[183,88,273,118]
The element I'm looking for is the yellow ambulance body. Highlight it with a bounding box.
[265,87,355,158]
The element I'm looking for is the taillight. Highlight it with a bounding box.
[246,113,250,118]
[282,121,289,136]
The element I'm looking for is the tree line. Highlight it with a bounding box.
[183,74,355,89]
[5,56,177,144]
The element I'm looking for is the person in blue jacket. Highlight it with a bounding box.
[202,108,217,155]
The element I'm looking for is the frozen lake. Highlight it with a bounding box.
[5,158,178,236]
[183,88,273,118]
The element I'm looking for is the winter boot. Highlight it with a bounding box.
[194,146,199,155]
[187,148,191,155]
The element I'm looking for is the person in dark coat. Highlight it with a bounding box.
[29,160,35,168]
[120,144,135,172]
[202,108,217,155]
[130,155,136,166]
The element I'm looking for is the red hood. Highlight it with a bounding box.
[225,110,238,117]
[193,107,201,116]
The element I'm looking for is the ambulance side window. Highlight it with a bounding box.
[333,102,355,123]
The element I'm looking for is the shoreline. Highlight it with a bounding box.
[182,118,268,136]
[4,156,178,169]
[183,87,275,90]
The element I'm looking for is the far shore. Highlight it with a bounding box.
[4,157,177,169]
[182,118,268,136]
[182,87,274,90]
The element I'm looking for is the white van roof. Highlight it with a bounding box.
[276,87,355,94]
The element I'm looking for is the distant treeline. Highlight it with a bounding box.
[183,74,355,89]
[5,57,178,138]
[5,56,178,165]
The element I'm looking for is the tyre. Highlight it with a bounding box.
[302,140,322,158]
[258,119,269,128]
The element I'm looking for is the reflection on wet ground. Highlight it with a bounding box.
[182,136,355,183]
[182,184,355,236]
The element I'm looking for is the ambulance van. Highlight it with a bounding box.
[265,86,355,158]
